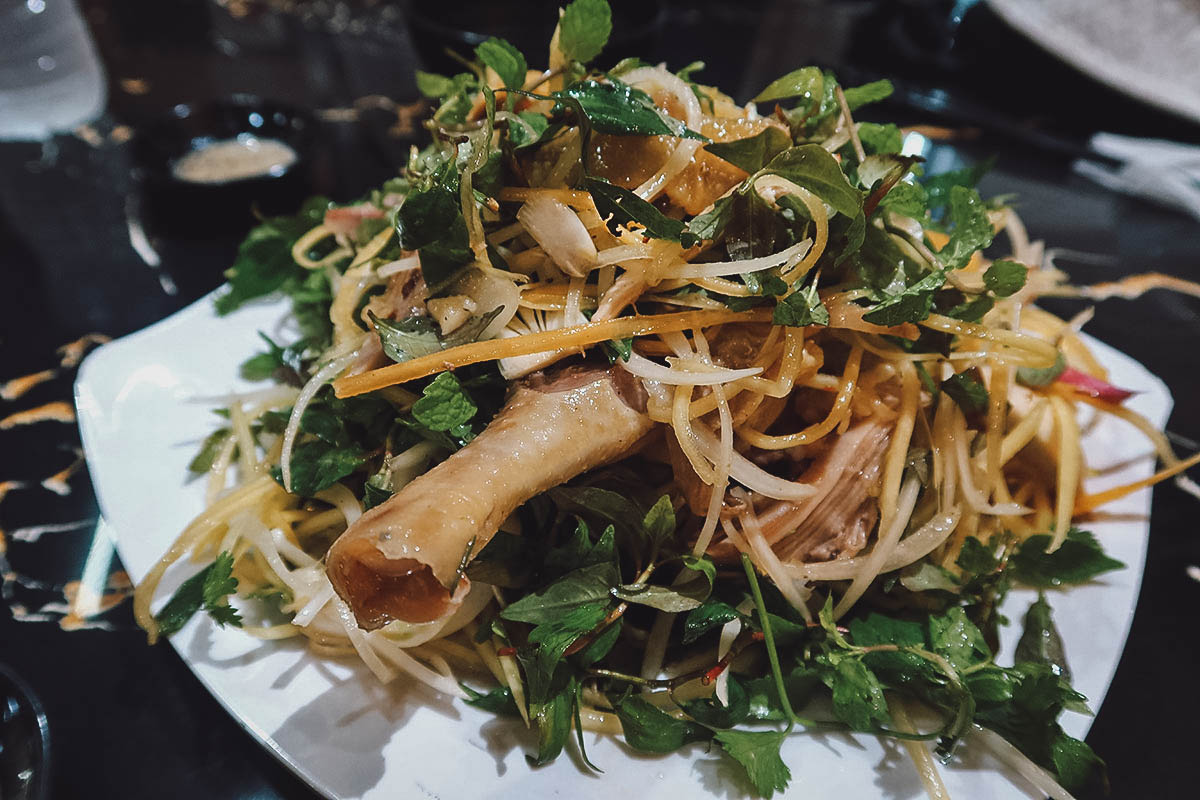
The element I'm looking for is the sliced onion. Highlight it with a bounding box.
[452,269,521,338]
[517,195,597,277]
[784,507,962,582]
[619,351,762,385]
[692,424,817,503]
[669,240,810,279]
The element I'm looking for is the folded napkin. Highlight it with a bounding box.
[1074,132,1200,221]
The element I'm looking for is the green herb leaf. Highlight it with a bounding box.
[1016,351,1067,387]
[585,177,689,243]
[857,122,903,155]
[940,370,989,416]
[713,729,792,798]
[937,186,995,269]
[371,307,502,364]
[956,536,1001,576]
[1015,593,1071,681]
[706,127,793,174]
[529,675,575,765]
[501,562,619,624]
[984,259,1028,297]
[753,66,824,104]
[861,269,945,326]
[922,158,995,211]
[188,428,231,474]
[613,694,710,753]
[274,439,366,496]
[154,551,242,637]
[878,180,929,218]
[475,37,527,91]
[555,80,708,140]
[773,282,829,327]
[758,145,863,219]
[612,582,703,612]
[462,683,522,716]
[412,372,477,437]
[929,606,991,672]
[524,602,608,701]
[682,675,751,729]
[842,79,894,110]
[415,71,456,99]
[1010,528,1124,588]
[557,0,612,64]
[642,494,676,549]
[682,598,743,644]
[829,658,890,731]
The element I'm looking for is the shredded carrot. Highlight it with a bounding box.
[334,308,773,397]
[1075,450,1200,513]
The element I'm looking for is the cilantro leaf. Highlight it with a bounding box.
[475,37,527,92]
[983,259,1028,297]
[1009,528,1124,588]
[153,551,242,637]
[613,694,710,753]
[713,729,792,798]
[956,536,1001,577]
[557,0,612,64]
[412,372,477,438]
[929,606,991,672]
[829,658,890,731]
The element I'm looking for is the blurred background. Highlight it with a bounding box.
[1,1,1198,799]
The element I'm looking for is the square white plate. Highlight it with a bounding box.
[76,292,1171,799]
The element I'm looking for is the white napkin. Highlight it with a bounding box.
[1074,132,1200,221]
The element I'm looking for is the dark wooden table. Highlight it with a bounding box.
[1,2,1196,797]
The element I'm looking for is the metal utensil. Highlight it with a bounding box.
[0,664,50,800]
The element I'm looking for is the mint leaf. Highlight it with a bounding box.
[509,110,550,147]
[706,126,793,174]
[475,37,527,91]
[416,70,456,99]
[984,259,1028,297]
[842,78,894,110]
[1010,528,1124,588]
[956,536,1001,576]
[937,186,994,269]
[753,66,823,104]
[713,729,792,798]
[275,439,366,496]
[922,157,995,211]
[412,372,477,435]
[857,122,903,155]
[861,268,945,326]
[557,0,612,64]
[940,370,989,416]
[878,180,928,218]
[773,282,829,327]
[758,145,863,219]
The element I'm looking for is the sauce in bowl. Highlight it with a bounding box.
[171,134,298,184]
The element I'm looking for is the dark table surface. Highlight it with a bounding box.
[1,1,1197,798]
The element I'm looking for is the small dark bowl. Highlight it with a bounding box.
[130,95,315,237]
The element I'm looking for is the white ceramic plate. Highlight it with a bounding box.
[76,292,1171,799]
[988,0,1200,124]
